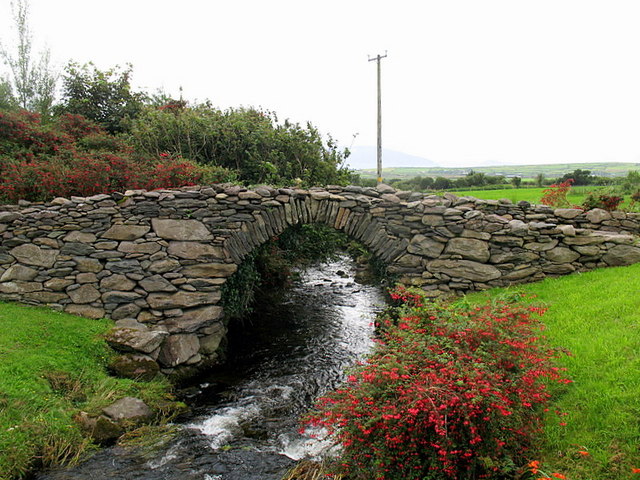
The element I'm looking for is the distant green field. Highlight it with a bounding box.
[356,162,640,180]
[447,186,639,210]
[447,186,589,205]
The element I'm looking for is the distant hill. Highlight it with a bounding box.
[355,162,640,180]
[345,146,438,170]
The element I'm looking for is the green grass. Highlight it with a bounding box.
[447,186,590,205]
[447,185,640,211]
[465,264,640,479]
[357,162,640,180]
[0,302,176,479]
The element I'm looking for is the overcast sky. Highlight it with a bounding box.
[2,0,640,168]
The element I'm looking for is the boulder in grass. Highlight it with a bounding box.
[102,396,153,425]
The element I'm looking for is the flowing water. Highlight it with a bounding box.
[36,255,385,480]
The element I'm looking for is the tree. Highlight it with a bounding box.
[0,77,17,110]
[557,169,593,186]
[0,0,57,117]
[433,176,452,190]
[511,176,522,188]
[57,62,146,134]
[127,103,351,186]
[535,173,545,187]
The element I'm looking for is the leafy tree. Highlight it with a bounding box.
[0,0,58,118]
[557,168,593,186]
[433,176,452,190]
[57,62,146,134]
[511,176,522,188]
[127,103,351,186]
[0,77,17,110]
[535,172,545,187]
[621,170,640,194]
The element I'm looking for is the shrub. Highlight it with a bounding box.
[0,109,237,202]
[540,179,574,208]
[304,288,569,480]
[582,192,624,211]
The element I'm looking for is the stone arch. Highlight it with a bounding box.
[223,191,408,268]
[1,183,639,377]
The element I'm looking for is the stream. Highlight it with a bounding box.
[36,255,385,480]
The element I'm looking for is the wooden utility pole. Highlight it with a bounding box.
[369,52,387,184]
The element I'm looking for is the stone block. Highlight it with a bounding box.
[147,291,221,310]
[157,334,200,367]
[444,237,490,262]
[10,244,58,267]
[102,225,150,241]
[427,259,501,282]
[67,284,101,304]
[181,263,238,278]
[151,219,213,241]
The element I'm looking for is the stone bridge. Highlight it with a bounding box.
[1,183,639,377]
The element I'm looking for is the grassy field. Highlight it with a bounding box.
[446,185,640,212]
[447,186,591,205]
[356,162,640,180]
[0,302,176,479]
[465,264,640,479]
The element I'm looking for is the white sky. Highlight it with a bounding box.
[2,0,640,167]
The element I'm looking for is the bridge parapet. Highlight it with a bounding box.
[1,184,639,376]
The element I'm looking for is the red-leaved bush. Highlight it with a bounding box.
[540,179,574,208]
[304,288,570,480]
[0,110,237,202]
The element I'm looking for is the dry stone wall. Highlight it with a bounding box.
[1,183,639,376]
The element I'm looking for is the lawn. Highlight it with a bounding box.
[0,302,175,479]
[465,263,640,479]
[447,186,596,206]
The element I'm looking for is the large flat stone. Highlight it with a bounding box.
[105,328,168,354]
[151,219,213,241]
[147,291,221,310]
[444,237,490,262]
[407,234,445,258]
[181,263,238,278]
[546,247,580,263]
[602,245,640,266]
[67,285,101,304]
[157,334,200,367]
[0,281,43,294]
[427,259,502,282]
[118,242,162,255]
[167,241,225,260]
[139,275,177,293]
[10,244,58,267]
[160,305,224,333]
[102,225,150,241]
[0,265,38,282]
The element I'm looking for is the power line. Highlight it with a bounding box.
[368,51,387,184]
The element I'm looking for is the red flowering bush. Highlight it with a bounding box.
[540,179,574,208]
[304,289,570,480]
[0,110,237,202]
